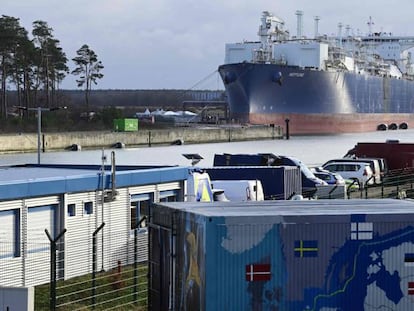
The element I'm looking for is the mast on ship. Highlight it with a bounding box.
[314,16,320,39]
[295,10,304,39]
[367,16,374,36]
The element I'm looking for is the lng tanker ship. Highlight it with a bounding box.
[219,11,414,134]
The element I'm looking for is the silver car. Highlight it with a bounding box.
[312,168,346,186]
[322,162,375,189]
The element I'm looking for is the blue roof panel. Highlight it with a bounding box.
[0,165,189,200]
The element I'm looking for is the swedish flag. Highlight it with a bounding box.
[294,240,318,258]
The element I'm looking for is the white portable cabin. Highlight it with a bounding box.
[0,163,189,287]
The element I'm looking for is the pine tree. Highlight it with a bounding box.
[71,44,104,114]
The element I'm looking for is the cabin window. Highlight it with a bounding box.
[130,193,152,231]
[67,204,76,217]
[159,190,178,202]
[131,200,150,230]
[84,201,93,215]
[0,209,20,258]
[160,196,177,203]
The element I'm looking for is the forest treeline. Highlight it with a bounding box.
[6,89,226,109]
[0,15,104,119]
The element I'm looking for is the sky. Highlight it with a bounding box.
[3,0,413,90]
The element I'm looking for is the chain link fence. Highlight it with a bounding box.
[346,169,414,199]
[0,226,150,311]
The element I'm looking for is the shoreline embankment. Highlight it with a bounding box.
[0,125,283,154]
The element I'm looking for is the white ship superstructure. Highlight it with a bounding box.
[224,11,414,79]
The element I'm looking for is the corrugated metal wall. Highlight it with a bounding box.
[65,191,100,279]
[0,200,24,287]
[0,196,61,287]
[284,166,302,198]
[103,188,130,270]
[163,208,414,310]
[24,196,60,286]
[209,222,285,310]
[0,179,184,288]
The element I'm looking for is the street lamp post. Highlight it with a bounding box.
[23,106,67,164]
[37,107,42,164]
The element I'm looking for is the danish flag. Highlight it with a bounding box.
[405,253,414,267]
[245,263,271,282]
[408,282,414,295]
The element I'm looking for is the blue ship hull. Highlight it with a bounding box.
[219,62,414,134]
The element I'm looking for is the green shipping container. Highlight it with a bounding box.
[113,118,138,131]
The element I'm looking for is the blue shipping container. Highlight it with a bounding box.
[149,199,414,310]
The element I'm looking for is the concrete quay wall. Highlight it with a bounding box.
[0,125,283,153]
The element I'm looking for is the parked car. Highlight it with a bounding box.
[364,157,388,179]
[312,167,360,192]
[322,158,382,184]
[322,162,375,189]
[311,168,346,186]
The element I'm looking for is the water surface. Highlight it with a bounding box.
[1,129,413,168]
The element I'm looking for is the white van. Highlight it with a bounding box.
[323,158,381,184]
[211,180,264,201]
[322,162,375,189]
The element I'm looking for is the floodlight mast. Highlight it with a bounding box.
[15,106,68,164]
[182,153,203,166]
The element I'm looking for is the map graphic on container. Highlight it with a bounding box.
[149,199,414,311]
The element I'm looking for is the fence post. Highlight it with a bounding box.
[134,216,146,304]
[134,226,138,304]
[92,222,105,309]
[328,185,338,199]
[45,228,67,311]
[397,179,400,194]
[285,118,290,140]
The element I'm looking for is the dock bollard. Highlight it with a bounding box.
[285,118,290,140]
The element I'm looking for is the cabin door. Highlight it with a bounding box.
[148,224,172,311]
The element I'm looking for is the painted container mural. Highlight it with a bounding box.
[149,199,414,311]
